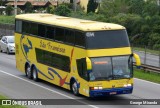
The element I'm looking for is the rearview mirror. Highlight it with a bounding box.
[86,57,92,73]
[133,53,141,68]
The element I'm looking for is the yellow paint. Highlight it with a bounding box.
[133,53,141,66]
[16,14,125,32]
[86,57,92,70]
[87,47,132,57]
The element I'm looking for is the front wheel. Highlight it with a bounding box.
[72,81,79,96]
[32,67,38,81]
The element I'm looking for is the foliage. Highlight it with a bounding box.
[5,5,13,16]
[25,2,33,13]
[0,15,15,24]
[87,0,98,13]
[46,5,55,14]
[54,4,71,16]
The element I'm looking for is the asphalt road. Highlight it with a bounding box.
[0,52,160,108]
[134,50,160,67]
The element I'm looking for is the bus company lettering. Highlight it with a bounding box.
[40,40,65,53]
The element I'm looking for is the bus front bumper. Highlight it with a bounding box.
[89,87,133,97]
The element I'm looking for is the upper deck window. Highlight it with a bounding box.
[85,30,130,49]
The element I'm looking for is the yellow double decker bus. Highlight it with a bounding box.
[15,14,140,97]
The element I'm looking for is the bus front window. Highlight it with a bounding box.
[89,56,133,81]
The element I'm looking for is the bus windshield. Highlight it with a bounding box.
[89,56,133,81]
[86,30,130,49]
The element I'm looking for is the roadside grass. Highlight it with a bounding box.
[0,15,15,24]
[0,94,26,108]
[134,69,160,84]
[133,47,160,55]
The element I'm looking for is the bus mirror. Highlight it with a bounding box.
[86,57,92,73]
[133,53,141,68]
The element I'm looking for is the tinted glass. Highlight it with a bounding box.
[30,23,38,35]
[90,57,112,81]
[55,28,65,42]
[46,26,54,39]
[35,48,70,72]
[38,24,46,37]
[89,55,133,81]
[76,58,88,80]
[65,30,75,45]
[75,31,85,47]
[22,21,30,33]
[86,30,130,49]
[112,56,133,78]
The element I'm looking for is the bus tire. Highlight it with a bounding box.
[71,81,79,96]
[32,67,38,81]
[25,64,32,79]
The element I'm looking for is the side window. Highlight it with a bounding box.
[76,58,88,80]
[35,48,44,63]
[22,21,30,34]
[55,28,65,42]
[65,30,75,45]
[30,23,38,35]
[38,24,46,37]
[44,51,53,66]
[15,20,22,33]
[35,48,70,72]
[75,31,85,47]
[46,26,54,40]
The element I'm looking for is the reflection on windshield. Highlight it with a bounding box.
[8,37,14,43]
[90,56,132,81]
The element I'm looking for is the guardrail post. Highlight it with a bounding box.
[144,46,147,65]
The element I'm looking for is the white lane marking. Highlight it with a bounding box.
[134,78,160,86]
[0,70,98,108]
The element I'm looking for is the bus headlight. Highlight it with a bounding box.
[90,87,103,90]
[124,84,132,87]
[127,84,132,86]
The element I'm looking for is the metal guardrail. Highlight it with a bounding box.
[140,64,160,73]
[133,62,160,73]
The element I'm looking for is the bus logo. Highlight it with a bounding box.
[86,32,94,37]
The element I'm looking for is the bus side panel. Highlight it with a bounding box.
[71,48,90,97]
[15,33,26,74]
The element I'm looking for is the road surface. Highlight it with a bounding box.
[0,52,160,108]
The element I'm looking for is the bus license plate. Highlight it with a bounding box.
[110,92,117,95]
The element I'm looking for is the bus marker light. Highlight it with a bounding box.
[127,84,132,86]
[98,87,103,89]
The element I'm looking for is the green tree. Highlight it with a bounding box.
[5,5,13,16]
[87,0,98,13]
[128,0,145,15]
[100,0,129,17]
[46,5,55,14]
[54,4,71,16]
[143,0,159,16]
[25,2,33,13]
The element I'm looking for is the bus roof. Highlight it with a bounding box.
[16,14,125,31]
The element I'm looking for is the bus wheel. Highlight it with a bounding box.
[25,64,32,79]
[72,81,79,96]
[32,67,38,81]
